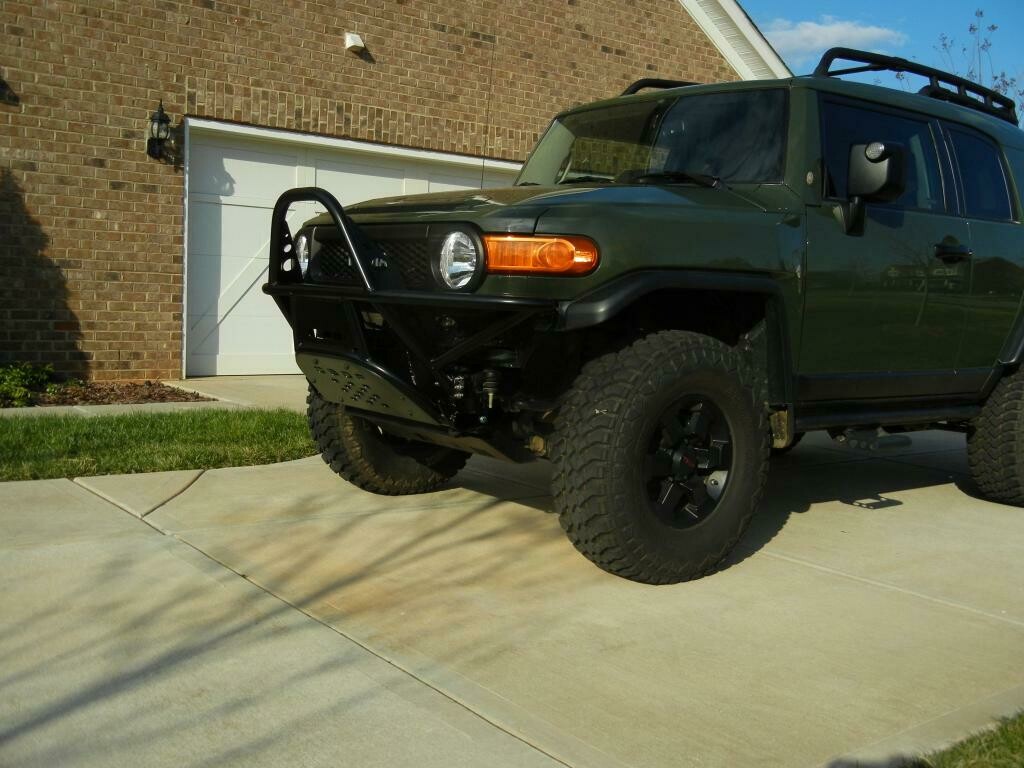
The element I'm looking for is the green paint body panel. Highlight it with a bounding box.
[287,75,1024,413]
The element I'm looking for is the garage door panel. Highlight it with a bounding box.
[189,281,280,324]
[190,140,301,199]
[483,169,517,188]
[186,200,224,256]
[427,168,485,193]
[425,166,517,193]
[187,352,300,377]
[188,204,272,260]
[187,312,293,355]
[186,204,273,325]
[200,253,268,294]
[314,156,406,205]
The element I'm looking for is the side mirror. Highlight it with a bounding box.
[834,141,907,235]
[848,141,906,201]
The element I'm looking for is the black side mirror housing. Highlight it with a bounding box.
[835,141,907,235]
[848,141,906,201]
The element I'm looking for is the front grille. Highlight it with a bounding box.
[310,240,359,284]
[309,230,433,290]
[379,239,431,289]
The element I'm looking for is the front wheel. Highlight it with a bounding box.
[550,331,770,584]
[307,387,468,495]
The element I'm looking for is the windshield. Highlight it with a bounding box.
[516,88,788,186]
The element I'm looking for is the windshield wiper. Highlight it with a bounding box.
[630,170,721,188]
[557,175,613,184]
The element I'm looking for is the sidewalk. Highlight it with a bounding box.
[163,375,307,412]
[2,431,1024,767]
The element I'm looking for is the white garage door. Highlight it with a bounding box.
[185,123,519,376]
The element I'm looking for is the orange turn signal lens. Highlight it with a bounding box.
[483,235,599,276]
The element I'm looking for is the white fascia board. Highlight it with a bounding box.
[185,118,523,173]
[180,116,191,379]
[678,0,791,80]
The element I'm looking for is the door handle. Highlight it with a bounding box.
[933,242,973,263]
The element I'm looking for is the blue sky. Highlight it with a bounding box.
[741,1,1024,93]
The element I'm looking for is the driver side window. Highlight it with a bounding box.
[821,100,946,213]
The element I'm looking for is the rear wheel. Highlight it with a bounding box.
[551,330,770,584]
[307,387,468,495]
[968,367,1024,505]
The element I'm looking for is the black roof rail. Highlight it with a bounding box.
[621,78,697,96]
[813,47,1018,126]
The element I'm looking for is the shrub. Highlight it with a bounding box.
[0,362,54,408]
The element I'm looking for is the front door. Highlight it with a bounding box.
[943,124,1024,368]
[799,98,970,400]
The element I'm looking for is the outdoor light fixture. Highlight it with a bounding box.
[147,101,171,159]
[344,32,365,53]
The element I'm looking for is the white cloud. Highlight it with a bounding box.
[764,16,908,69]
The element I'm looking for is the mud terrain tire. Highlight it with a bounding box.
[551,331,770,584]
[308,387,468,495]
[968,367,1024,505]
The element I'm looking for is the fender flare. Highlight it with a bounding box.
[998,313,1024,367]
[557,270,796,406]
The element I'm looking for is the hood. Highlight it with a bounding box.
[349,186,551,214]
[303,183,796,232]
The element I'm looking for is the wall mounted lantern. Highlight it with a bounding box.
[146,101,171,159]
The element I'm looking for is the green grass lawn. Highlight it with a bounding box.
[0,409,317,481]
[909,712,1024,767]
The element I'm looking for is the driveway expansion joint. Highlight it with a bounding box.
[764,550,1024,630]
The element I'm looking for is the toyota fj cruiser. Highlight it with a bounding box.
[264,48,1024,584]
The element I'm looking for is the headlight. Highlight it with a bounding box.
[294,233,310,276]
[437,231,479,290]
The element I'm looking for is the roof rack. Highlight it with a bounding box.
[621,78,697,96]
[813,47,1018,126]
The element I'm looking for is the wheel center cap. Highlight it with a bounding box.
[672,448,698,478]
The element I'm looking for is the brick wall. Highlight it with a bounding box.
[0,0,736,380]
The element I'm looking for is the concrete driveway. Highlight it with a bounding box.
[2,431,1023,767]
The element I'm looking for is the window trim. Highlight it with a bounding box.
[817,94,954,217]
[941,122,1018,224]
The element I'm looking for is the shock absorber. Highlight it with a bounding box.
[481,369,500,410]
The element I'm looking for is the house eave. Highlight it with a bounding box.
[678,0,791,80]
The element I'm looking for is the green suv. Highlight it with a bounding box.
[264,48,1024,584]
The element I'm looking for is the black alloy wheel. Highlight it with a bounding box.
[645,396,733,529]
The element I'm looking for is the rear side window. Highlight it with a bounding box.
[948,129,1014,221]
[821,100,945,213]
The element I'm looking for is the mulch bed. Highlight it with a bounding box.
[34,381,213,407]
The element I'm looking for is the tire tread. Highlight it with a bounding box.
[307,387,467,496]
[550,331,770,584]
[968,369,1024,505]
